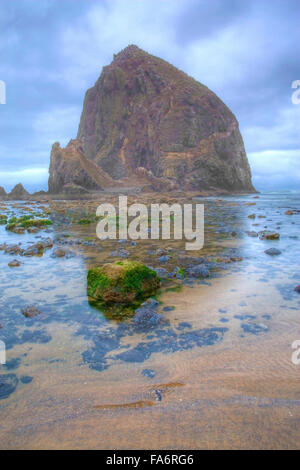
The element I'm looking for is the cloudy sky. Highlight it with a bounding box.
[0,0,299,192]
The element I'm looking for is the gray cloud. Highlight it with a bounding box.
[0,0,299,192]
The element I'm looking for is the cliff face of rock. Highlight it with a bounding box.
[48,140,115,194]
[49,45,255,193]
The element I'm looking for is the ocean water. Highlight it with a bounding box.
[0,191,299,449]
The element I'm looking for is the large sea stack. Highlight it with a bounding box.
[49,45,255,193]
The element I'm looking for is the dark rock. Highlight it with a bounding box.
[149,266,170,279]
[4,357,21,370]
[159,255,169,263]
[8,259,21,267]
[4,244,22,255]
[141,298,160,309]
[294,285,300,294]
[51,248,67,258]
[0,374,18,400]
[21,306,42,318]
[20,376,33,384]
[259,231,280,240]
[133,307,163,328]
[264,248,281,256]
[163,306,175,312]
[27,226,40,234]
[22,241,46,256]
[22,245,39,257]
[186,264,210,278]
[110,249,130,258]
[9,226,25,234]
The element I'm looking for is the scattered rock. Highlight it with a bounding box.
[20,376,33,384]
[149,267,170,279]
[8,259,21,267]
[9,226,25,234]
[110,249,130,258]
[163,306,175,312]
[22,242,44,257]
[21,306,42,318]
[4,244,22,255]
[133,306,163,327]
[27,226,40,234]
[159,255,169,263]
[259,231,280,240]
[264,248,281,256]
[230,256,243,262]
[294,285,300,294]
[141,298,160,309]
[0,374,18,400]
[248,214,256,219]
[285,210,294,215]
[50,248,70,258]
[186,264,210,278]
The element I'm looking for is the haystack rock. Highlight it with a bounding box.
[49,45,255,193]
[8,183,30,200]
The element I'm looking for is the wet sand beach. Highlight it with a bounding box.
[0,191,299,449]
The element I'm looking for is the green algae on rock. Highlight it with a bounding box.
[0,215,7,225]
[6,216,52,232]
[87,261,160,305]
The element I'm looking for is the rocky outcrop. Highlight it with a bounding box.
[48,139,115,193]
[0,187,6,198]
[49,45,255,193]
[8,183,30,200]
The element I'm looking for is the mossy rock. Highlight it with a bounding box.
[6,217,52,231]
[87,261,160,305]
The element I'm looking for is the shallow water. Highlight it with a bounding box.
[0,192,299,449]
